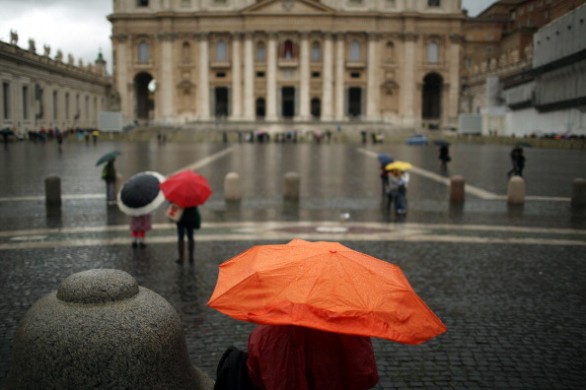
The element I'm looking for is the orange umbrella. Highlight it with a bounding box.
[208,239,447,345]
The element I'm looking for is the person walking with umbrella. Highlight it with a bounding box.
[160,170,211,264]
[117,171,166,248]
[438,143,451,171]
[97,151,121,205]
[384,161,412,216]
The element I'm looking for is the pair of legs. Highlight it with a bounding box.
[131,230,146,248]
[176,224,195,264]
[386,191,407,215]
[106,181,116,205]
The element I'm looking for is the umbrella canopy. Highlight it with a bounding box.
[117,171,166,216]
[434,139,450,146]
[159,170,212,208]
[208,239,447,345]
[377,152,394,167]
[385,161,413,171]
[405,134,428,145]
[96,150,121,166]
[1,127,14,135]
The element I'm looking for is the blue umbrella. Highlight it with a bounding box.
[377,153,394,167]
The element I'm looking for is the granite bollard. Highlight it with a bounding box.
[571,178,586,207]
[449,175,465,203]
[284,172,300,201]
[507,176,525,204]
[4,269,214,390]
[45,175,62,207]
[224,172,241,201]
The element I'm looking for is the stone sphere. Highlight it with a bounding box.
[5,269,213,389]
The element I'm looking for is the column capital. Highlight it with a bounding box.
[157,32,176,42]
[400,32,419,42]
[112,34,129,43]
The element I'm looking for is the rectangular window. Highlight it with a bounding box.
[350,72,361,78]
[256,71,265,78]
[311,71,321,78]
[2,82,9,120]
[22,86,29,120]
[181,0,191,7]
[428,0,440,7]
[216,72,226,78]
[137,0,149,7]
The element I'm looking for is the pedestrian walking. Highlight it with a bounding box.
[170,205,201,264]
[507,145,526,178]
[117,171,166,249]
[385,167,410,216]
[129,214,152,248]
[101,159,117,205]
[439,144,451,170]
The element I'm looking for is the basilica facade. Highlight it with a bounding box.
[109,0,464,128]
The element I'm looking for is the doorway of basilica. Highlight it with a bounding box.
[134,72,154,121]
[422,73,443,122]
[214,87,229,118]
[281,87,295,118]
[348,87,362,118]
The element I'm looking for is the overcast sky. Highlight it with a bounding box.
[1,0,497,74]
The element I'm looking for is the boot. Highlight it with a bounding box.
[187,240,195,264]
[175,240,185,264]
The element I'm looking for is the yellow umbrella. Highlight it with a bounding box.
[385,161,413,171]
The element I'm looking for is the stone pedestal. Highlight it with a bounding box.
[571,178,586,207]
[449,175,465,203]
[45,176,62,207]
[507,176,525,205]
[284,172,300,201]
[224,172,241,201]
[5,269,214,389]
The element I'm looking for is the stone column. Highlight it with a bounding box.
[266,33,278,121]
[198,33,210,121]
[400,32,417,126]
[366,33,380,120]
[321,33,334,121]
[335,33,345,121]
[448,34,462,126]
[299,33,310,120]
[231,33,242,120]
[113,35,131,122]
[243,33,255,121]
[159,33,174,122]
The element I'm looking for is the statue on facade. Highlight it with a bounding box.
[10,30,18,45]
[78,58,84,68]
[28,38,36,53]
[44,44,51,57]
[68,53,75,65]
[55,50,63,61]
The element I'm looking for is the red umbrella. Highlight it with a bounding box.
[159,170,212,208]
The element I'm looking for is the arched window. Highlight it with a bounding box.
[283,40,294,59]
[427,42,439,63]
[256,42,266,62]
[311,41,321,62]
[216,40,227,62]
[181,42,191,64]
[350,40,361,61]
[138,41,150,64]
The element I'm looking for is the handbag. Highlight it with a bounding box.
[166,204,184,222]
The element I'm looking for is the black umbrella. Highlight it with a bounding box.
[117,171,166,216]
[1,127,14,135]
[433,139,450,146]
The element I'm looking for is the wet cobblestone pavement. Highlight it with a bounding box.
[1,138,586,388]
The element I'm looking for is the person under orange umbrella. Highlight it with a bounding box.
[209,239,447,389]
